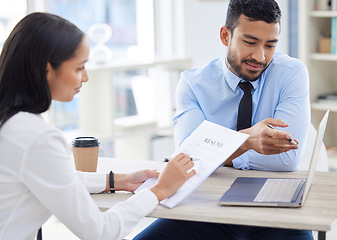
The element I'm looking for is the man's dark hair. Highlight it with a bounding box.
[225,0,281,33]
[0,12,84,127]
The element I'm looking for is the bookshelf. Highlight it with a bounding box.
[298,0,337,170]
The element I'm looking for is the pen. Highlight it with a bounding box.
[267,124,297,145]
[163,157,198,162]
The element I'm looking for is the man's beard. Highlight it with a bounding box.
[227,47,267,82]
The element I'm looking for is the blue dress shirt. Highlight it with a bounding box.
[173,52,310,171]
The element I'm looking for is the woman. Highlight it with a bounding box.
[0,12,195,240]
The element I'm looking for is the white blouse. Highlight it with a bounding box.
[0,112,158,240]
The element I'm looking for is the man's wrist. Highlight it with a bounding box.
[222,158,233,167]
[238,129,252,152]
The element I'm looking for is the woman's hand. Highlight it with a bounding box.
[114,170,159,192]
[150,153,196,202]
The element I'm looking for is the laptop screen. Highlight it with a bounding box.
[301,110,329,204]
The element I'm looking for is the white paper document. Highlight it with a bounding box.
[135,120,249,208]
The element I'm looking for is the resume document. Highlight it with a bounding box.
[135,120,249,208]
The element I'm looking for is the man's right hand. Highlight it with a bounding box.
[241,118,298,155]
[222,118,298,167]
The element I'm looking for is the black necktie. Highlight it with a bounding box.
[37,228,42,240]
[237,81,253,131]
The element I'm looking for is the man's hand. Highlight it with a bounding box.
[223,118,298,166]
[241,118,298,155]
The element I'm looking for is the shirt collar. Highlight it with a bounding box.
[223,61,259,92]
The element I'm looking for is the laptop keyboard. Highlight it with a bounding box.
[254,178,302,203]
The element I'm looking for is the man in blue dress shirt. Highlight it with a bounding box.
[134,0,312,239]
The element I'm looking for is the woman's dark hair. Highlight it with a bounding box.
[225,0,281,33]
[0,12,84,127]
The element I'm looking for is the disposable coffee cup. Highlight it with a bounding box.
[72,137,100,172]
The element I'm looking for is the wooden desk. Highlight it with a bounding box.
[93,157,337,240]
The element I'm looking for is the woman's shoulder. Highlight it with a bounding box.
[8,112,50,130]
[1,112,59,149]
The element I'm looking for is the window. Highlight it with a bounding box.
[0,0,27,51]
[0,0,181,138]
[47,0,138,60]
[288,0,298,58]
[45,0,155,131]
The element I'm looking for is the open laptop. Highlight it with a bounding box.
[218,110,329,207]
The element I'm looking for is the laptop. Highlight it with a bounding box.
[218,110,329,207]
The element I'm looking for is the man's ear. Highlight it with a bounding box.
[220,25,230,46]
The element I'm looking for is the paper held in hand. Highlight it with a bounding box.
[135,120,249,208]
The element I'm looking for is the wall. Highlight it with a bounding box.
[183,0,229,68]
[182,0,289,69]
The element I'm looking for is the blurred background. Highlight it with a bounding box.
[0,0,301,164]
[2,1,337,239]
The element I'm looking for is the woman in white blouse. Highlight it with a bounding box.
[0,12,195,240]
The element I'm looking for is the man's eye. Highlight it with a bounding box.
[266,44,276,49]
[244,40,254,45]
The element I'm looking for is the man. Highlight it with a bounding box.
[173,0,309,172]
[134,0,312,239]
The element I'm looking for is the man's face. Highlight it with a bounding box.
[221,14,280,81]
